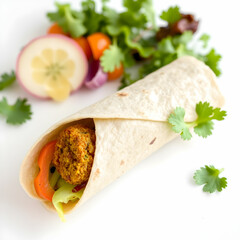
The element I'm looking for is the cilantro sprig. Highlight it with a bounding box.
[194,165,227,193]
[0,97,32,125]
[168,101,227,140]
[0,71,16,91]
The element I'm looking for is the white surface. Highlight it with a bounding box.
[0,0,239,239]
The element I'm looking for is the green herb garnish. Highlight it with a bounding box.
[0,71,16,91]
[194,165,227,193]
[100,39,124,72]
[168,101,227,140]
[0,97,32,125]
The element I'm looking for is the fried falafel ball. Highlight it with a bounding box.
[53,124,96,185]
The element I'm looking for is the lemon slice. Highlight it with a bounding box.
[16,35,88,101]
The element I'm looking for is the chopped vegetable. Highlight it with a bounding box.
[52,180,84,222]
[16,35,88,101]
[84,60,108,89]
[0,71,16,91]
[193,165,227,193]
[87,32,111,60]
[168,101,227,140]
[34,141,57,201]
[0,97,32,125]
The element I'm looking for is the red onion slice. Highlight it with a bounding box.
[84,60,108,89]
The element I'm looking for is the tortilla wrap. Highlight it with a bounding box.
[20,56,224,213]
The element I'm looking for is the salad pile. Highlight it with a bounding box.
[46,1,221,89]
[0,0,222,125]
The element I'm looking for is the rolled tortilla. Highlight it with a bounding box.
[20,56,224,213]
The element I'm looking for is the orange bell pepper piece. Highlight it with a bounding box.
[34,140,57,201]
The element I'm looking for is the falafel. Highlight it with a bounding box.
[53,124,96,185]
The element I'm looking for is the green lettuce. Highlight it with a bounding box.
[52,180,84,222]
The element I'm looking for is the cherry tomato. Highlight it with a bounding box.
[47,23,69,37]
[47,23,68,36]
[108,63,124,81]
[73,37,92,60]
[87,32,111,60]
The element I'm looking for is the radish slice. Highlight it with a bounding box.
[84,60,108,89]
[16,34,88,101]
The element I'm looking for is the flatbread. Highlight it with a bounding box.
[20,56,224,213]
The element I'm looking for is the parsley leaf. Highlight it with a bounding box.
[0,71,16,91]
[193,165,227,193]
[160,6,181,24]
[0,97,32,125]
[100,41,124,72]
[168,101,227,140]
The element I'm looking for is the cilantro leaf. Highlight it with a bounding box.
[0,71,16,91]
[47,3,87,37]
[160,6,181,24]
[194,121,214,138]
[0,97,32,125]
[100,43,124,72]
[204,48,222,76]
[194,102,227,138]
[168,101,226,140]
[168,107,192,140]
[193,165,227,193]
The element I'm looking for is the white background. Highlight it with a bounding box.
[0,0,239,239]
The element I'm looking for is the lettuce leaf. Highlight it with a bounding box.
[52,180,84,222]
